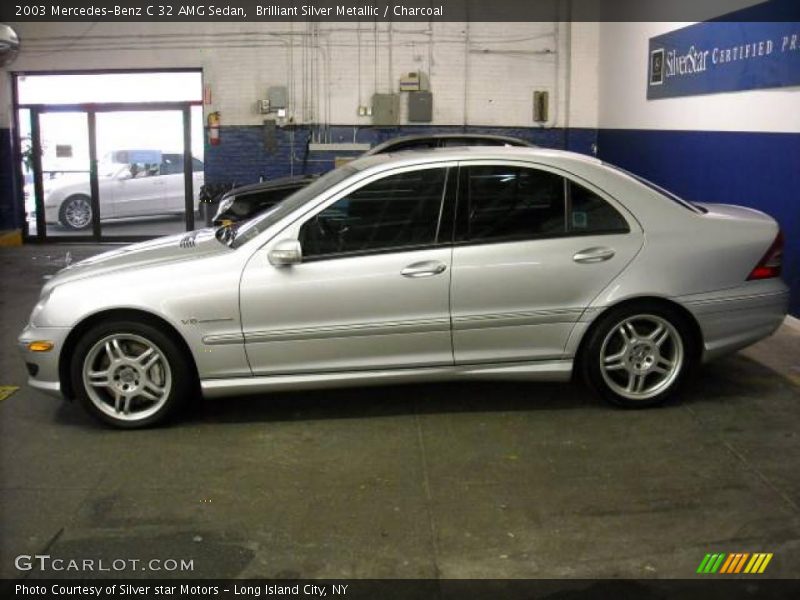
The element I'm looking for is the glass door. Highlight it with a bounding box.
[32,111,92,238]
[95,110,200,238]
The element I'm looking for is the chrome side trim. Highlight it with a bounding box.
[682,290,790,309]
[452,308,583,331]
[201,359,573,398]
[203,332,245,346]
[243,318,451,344]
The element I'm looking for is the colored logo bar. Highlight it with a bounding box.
[696,553,773,574]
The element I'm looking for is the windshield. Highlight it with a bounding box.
[230,166,358,248]
[99,162,126,178]
[603,163,703,214]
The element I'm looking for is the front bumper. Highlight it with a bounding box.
[17,323,71,399]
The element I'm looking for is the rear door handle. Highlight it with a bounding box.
[573,247,615,264]
[401,260,447,278]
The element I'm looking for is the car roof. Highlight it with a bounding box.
[365,133,535,155]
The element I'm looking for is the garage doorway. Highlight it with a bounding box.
[14,70,204,242]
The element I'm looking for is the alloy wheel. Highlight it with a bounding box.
[82,333,172,422]
[64,196,92,229]
[599,314,684,401]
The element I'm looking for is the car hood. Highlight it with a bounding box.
[43,228,229,292]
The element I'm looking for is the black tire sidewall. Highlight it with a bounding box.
[59,195,92,230]
[70,320,193,428]
[581,303,697,408]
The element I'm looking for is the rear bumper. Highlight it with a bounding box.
[681,281,790,362]
[17,323,70,399]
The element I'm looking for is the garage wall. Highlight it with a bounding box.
[597,22,800,316]
[0,21,600,230]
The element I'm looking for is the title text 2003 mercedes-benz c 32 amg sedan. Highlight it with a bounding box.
[19,148,789,428]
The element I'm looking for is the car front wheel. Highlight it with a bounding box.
[582,305,695,408]
[59,194,93,230]
[70,321,193,428]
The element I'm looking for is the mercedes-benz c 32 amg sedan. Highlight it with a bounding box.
[19,148,789,428]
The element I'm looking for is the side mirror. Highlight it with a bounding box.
[268,239,302,267]
[117,169,132,180]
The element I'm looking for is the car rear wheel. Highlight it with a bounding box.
[70,321,193,428]
[582,304,695,408]
[59,194,92,230]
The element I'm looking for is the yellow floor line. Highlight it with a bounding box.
[0,386,20,402]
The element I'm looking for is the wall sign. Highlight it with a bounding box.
[648,22,800,99]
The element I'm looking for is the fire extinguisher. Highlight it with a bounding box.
[207,111,221,146]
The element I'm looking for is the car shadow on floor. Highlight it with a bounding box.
[52,353,794,429]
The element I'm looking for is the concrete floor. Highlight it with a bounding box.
[1,244,799,580]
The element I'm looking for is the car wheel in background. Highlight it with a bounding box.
[70,320,194,428]
[581,303,697,408]
[59,194,93,230]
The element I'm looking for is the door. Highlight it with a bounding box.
[33,111,93,236]
[239,165,455,375]
[450,162,644,363]
[95,110,188,237]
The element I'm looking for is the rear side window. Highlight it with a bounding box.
[458,166,565,242]
[568,181,629,234]
[456,165,630,243]
[300,168,447,258]
[160,154,183,175]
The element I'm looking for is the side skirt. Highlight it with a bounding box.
[201,360,574,399]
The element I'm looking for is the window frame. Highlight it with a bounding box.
[293,163,457,263]
[452,160,634,247]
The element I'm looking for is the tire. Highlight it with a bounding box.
[70,320,194,428]
[580,303,697,408]
[59,194,93,230]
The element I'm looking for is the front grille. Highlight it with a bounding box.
[25,362,39,377]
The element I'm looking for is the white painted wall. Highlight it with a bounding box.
[599,22,800,133]
[1,21,599,130]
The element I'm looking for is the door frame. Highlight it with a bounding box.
[12,70,203,243]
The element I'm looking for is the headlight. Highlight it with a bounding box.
[217,197,234,213]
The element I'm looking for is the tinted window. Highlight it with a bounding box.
[441,137,506,147]
[460,166,565,242]
[381,139,438,153]
[160,154,182,175]
[159,155,203,175]
[300,168,447,258]
[234,189,290,218]
[568,181,629,234]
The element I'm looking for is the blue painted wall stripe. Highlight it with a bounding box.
[203,125,598,185]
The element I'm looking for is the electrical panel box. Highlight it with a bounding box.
[408,91,433,122]
[268,86,288,109]
[399,71,429,92]
[372,93,400,126]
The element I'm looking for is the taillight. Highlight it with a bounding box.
[747,231,783,280]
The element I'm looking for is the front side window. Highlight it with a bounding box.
[299,168,447,259]
[459,165,565,242]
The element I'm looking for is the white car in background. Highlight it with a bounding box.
[25,150,204,230]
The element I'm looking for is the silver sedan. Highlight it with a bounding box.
[18,148,789,428]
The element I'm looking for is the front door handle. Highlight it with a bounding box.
[573,247,615,264]
[401,260,447,278]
